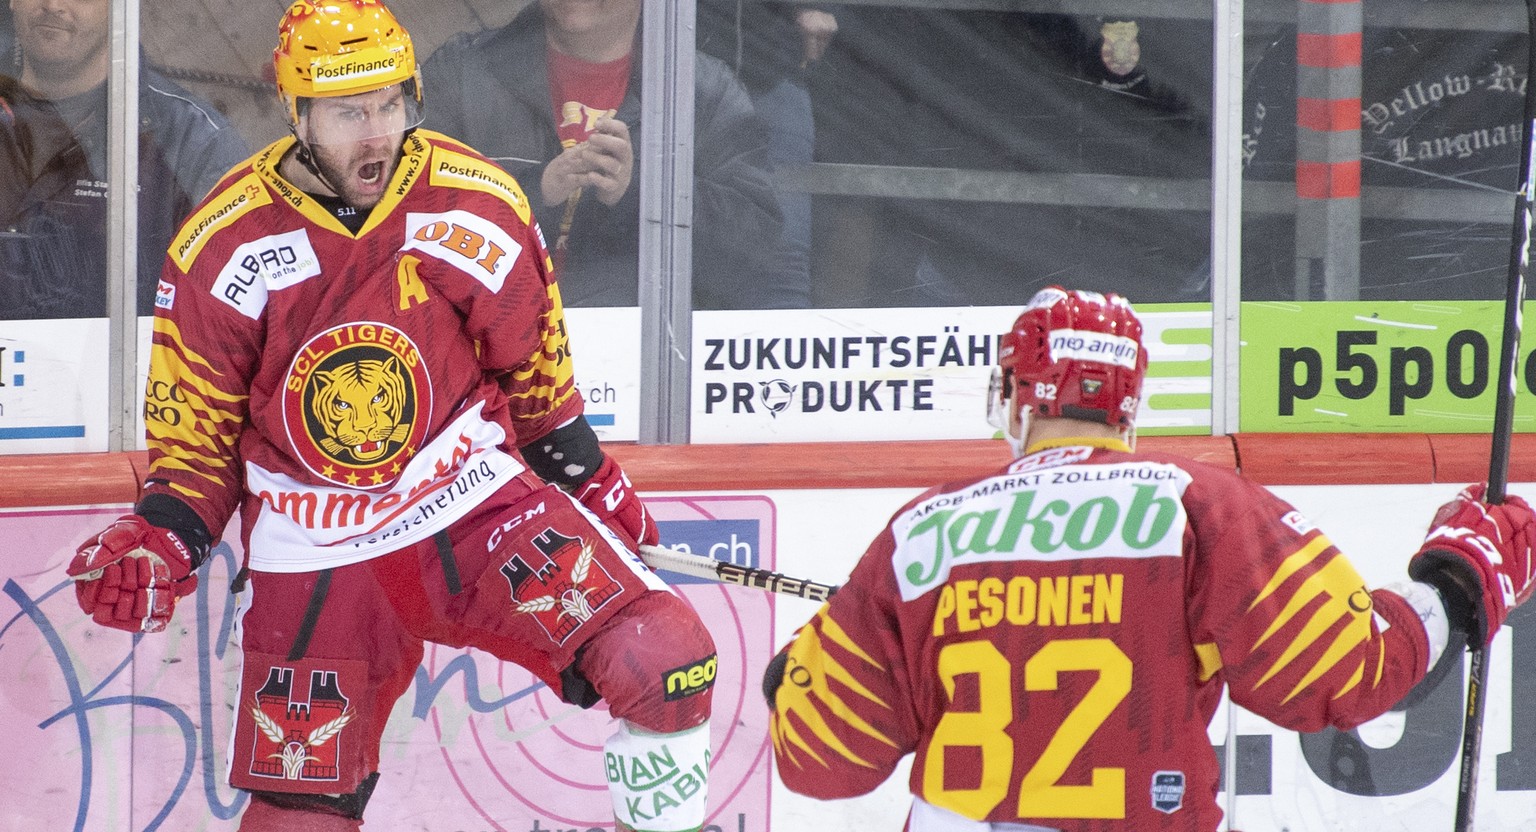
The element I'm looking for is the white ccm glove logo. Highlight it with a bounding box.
[602,472,634,513]
[1428,524,1517,607]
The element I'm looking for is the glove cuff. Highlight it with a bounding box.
[1409,547,1487,646]
[136,492,212,570]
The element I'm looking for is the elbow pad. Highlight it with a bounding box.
[519,416,605,487]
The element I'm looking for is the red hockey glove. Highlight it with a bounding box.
[67,515,199,634]
[1408,483,1536,646]
[573,454,658,552]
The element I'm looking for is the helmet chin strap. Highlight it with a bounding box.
[1005,399,1031,458]
[287,118,415,209]
[288,123,346,200]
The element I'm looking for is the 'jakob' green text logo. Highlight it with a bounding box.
[898,482,1183,599]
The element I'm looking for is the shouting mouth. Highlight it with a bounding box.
[358,161,385,186]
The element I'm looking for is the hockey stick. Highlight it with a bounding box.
[1454,2,1536,828]
[637,544,838,602]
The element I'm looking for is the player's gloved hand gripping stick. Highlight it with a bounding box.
[1423,0,1536,827]
[1408,485,1536,832]
[573,454,659,552]
[1410,484,1536,646]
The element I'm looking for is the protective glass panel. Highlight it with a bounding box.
[413,0,647,308]
[1241,0,1523,301]
[4,0,112,320]
[2,0,248,320]
[697,1,1217,309]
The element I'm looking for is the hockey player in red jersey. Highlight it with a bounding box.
[62,2,714,830]
[763,286,1536,831]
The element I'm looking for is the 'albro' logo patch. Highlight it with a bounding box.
[662,654,718,701]
[282,322,432,488]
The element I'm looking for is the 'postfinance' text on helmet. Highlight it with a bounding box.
[999,286,1147,430]
[273,0,422,126]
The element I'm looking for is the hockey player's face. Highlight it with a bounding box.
[13,0,109,83]
[301,86,411,209]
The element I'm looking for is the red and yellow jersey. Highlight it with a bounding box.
[141,130,582,572]
[770,439,1432,831]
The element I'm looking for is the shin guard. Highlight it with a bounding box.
[604,719,711,832]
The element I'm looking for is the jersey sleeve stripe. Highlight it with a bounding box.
[1329,662,1366,702]
[772,613,900,771]
[146,319,246,487]
[155,318,234,382]
[146,448,234,482]
[167,482,211,502]
[772,715,835,769]
[506,385,578,419]
[1250,554,1375,699]
[1249,534,1333,611]
[1283,613,1367,702]
[820,610,886,669]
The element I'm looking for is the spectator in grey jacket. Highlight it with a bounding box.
[698,0,835,306]
[1,0,248,320]
[422,0,797,309]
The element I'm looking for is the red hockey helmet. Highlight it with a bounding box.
[997,286,1147,430]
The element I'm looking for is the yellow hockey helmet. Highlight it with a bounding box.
[273,0,423,127]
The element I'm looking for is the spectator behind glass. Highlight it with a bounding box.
[809,11,1211,307]
[1243,23,1522,301]
[422,0,793,310]
[0,0,248,321]
[698,1,835,306]
[0,1,12,65]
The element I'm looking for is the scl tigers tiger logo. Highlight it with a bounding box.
[312,357,411,463]
[283,323,433,488]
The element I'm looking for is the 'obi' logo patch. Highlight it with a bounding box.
[662,654,718,701]
[403,210,522,294]
[282,322,432,488]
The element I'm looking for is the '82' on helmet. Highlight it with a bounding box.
[998,286,1147,430]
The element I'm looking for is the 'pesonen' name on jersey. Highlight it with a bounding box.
[932,573,1124,636]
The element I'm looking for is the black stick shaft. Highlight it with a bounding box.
[1490,0,1536,507]
[1456,4,1536,829]
[1455,645,1489,832]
